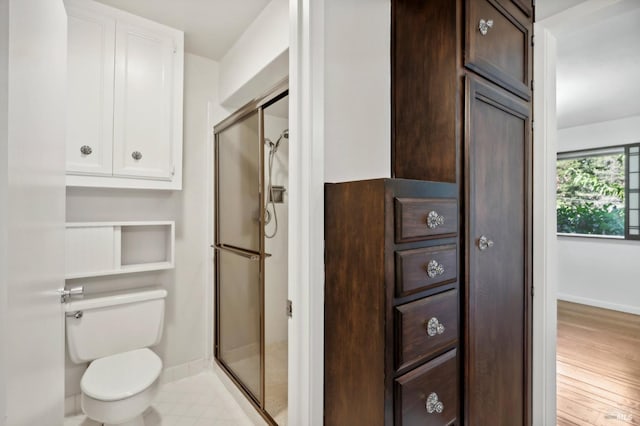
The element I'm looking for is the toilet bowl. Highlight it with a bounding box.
[65,288,167,425]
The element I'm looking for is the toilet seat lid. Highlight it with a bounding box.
[81,348,162,401]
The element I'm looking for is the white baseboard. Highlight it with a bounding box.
[557,293,640,315]
[64,394,82,417]
[159,357,210,384]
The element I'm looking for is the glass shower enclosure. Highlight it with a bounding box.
[214,83,288,425]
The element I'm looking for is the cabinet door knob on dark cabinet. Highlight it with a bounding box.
[478,18,494,35]
[426,317,445,337]
[477,235,494,251]
[427,210,446,229]
[425,392,444,414]
[426,260,445,278]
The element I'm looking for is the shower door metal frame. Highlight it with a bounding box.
[213,80,289,426]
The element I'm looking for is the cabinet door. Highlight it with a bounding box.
[465,75,531,425]
[66,6,115,175]
[465,0,531,100]
[113,22,178,180]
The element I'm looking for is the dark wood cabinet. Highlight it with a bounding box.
[391,0,533,422]
[391,0,460,184]
[325,0,533,424]
[395,349,459,426]
[464,75,531,426]
[465,0,532,100]
[325,179,459,426]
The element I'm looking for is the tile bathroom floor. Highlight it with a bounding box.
[64,370,264,426]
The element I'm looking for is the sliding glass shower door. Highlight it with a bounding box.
[215,109,264,402]
[214,84,289,425]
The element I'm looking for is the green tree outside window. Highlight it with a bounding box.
[556,152,625,236]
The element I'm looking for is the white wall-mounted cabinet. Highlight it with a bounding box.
[65,0,184,190]
[66,221,175,279]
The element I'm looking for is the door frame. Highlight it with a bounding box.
[287,0,325,424]
[532,1,640,424]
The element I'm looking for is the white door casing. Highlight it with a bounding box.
[288,0,325,424]
[532,1,640,424]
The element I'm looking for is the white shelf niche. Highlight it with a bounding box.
[66,221,175,279]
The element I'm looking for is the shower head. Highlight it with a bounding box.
[272,129,289,152]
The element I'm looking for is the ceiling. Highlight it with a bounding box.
[556,7,640,129]
[536,0,586,21]
[95,0,270,60]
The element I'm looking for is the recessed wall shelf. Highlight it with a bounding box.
[65,221,175,279]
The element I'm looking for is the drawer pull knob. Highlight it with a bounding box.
[426,260,445,278]
[426,317,445,337]
[80,145,92,155]
[132,151,142,160]
[426,211,445,229]
[478,235,494,251]
[426,392,444,414]
[479,18,494,36]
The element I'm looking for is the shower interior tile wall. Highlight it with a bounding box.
[264,112,289,346]
[64,53,225,398]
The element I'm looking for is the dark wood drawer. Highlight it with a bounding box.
[395,290,458,371]
[395,198,457,243]
[465,0,531,100]
[395,244,457,298]
[395,348,458,425]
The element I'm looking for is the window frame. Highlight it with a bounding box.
[625,142,640,240]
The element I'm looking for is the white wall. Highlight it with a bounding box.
[557,115,640,314]
[64,53,222,396]
[5,0,68,422]
[558,115,640,149]
[0,0,8,421]
[323,0,390,182]
[219,0,289,107]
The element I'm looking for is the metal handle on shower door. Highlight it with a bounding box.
[211,245,272,260]
[212,244,260,261]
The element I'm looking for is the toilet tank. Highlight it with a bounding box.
[65,288,167,363]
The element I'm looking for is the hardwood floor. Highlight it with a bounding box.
[557,301,640,425]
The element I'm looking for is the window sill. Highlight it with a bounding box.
[557,233,625,241]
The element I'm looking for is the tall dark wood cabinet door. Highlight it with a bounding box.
[464,75,531,426]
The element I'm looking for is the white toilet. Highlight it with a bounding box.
[65,288,168,426]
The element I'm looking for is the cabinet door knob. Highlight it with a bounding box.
[479,18,494,36]
[477,235,494,251]
[426,392,444,414]
[132,151,142,160]
[80,145,92,155]
[426,211,445,229]
[426,260,445,278]
[426,317,445,337]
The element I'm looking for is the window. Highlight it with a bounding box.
[557,143,640,239]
